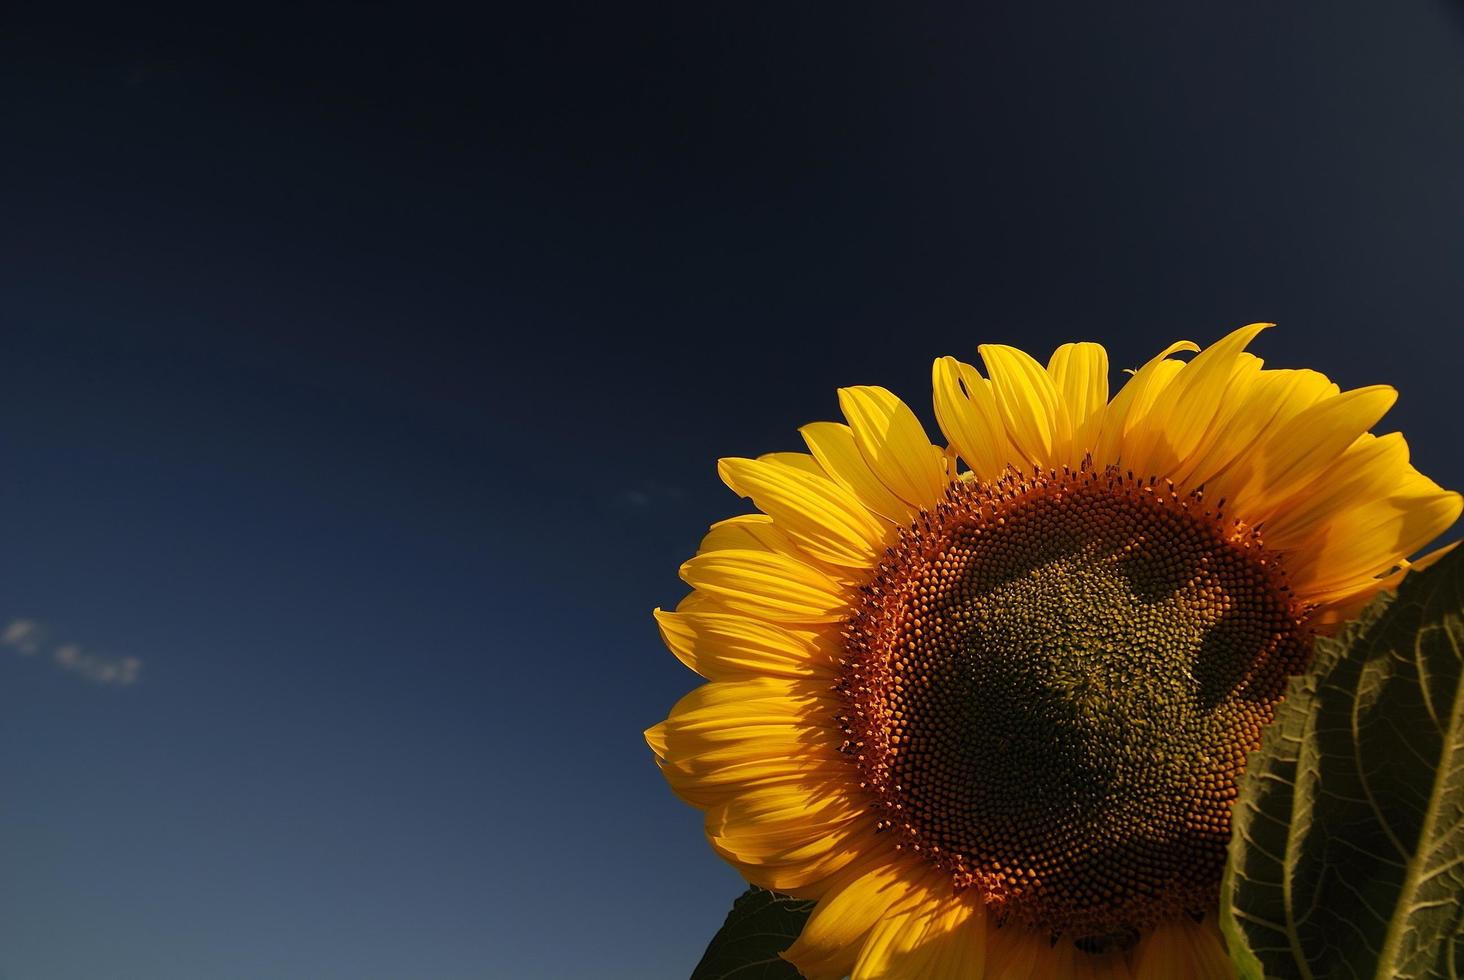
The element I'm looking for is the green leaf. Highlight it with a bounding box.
[690,886,814,980]
[1221,546,1464,980]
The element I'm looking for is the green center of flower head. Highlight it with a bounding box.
[839,464,1312,949]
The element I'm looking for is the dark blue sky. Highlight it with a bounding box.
[1,4,1462,978]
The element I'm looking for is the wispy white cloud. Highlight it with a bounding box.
[1,619,44,655]
[1,618,143,687]
[614,481,684,509]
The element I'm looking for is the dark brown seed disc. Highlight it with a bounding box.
[836,464,1312,942]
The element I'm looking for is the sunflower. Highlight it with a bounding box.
[646,325,1460,979]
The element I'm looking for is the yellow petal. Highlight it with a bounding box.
[719,456,891,569]
[1122,323,1270,479]
[653,608,831,680]
[707,783,860,857]
[1217,385,1398,525]
[650,677,842,807]
[659,676,836,739]
[837,386,948,509]
[696,513,800,556]
[980,343,1072,470]
[1402,540,1461,575]
[801,421,919,524]
[784,857,916,980]
[695,511,864,587]
[1166,352,1264,490]
[1261,433,1409,552]
[680,548,851,623]
[932,355,1015,480]
[1286,485,1461,601]
[1179,367,1338,492]
[674,588,730,615]
[851,870,984,979]
[657,730,848,809]
[644,720,668,758]
[1047,342,1109,467]
[707,784,877,893]
[758,451,828,476]
[1131,917,1234,980]
[1094,340,1200,467]
[1310,540,1461,628]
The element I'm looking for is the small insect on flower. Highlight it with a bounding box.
[647,325,1460,979]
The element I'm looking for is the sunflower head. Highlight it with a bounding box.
[842,464,1312,943]
[650,326,1460,979]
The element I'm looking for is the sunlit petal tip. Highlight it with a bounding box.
[1226,383,1401,524]
[1122,323,1279,477]
[644,721,668,757]
[1046,341,1110,465]
[652,606,703,675]
[715,456,750,494]
[1409,537,1462,572]
[715,454,890,569]
[680,548,850,623]
[1152,339,1201,361]
[836,385,947,509]
[1093,339,1200,464]
[1202,321,1271,361]
[932,355,1015,479]
[653,606,829,680]
[978,342,1072,469]
[800,420,919,523]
